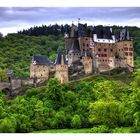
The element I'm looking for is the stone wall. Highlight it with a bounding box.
[55,64,68,83]
[81,56,93,74]
[30,64,49,80]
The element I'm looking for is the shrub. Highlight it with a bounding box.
[90,125,110,133]
[0,118,16,133]
[111,127,132,133]
[71,115,81,129]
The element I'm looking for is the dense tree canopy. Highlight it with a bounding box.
[0,71,139,132]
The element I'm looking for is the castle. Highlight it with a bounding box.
[30,23,134,84]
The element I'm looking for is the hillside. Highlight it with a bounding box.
[0,70,140,133]
[0,34,64,79]
[0,24,140,80]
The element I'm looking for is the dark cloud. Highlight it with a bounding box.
[0,7,140,35]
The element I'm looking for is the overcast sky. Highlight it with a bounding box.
[0,7,140,36]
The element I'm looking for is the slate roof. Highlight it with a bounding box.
[120,28,130,41]
[69,39,80,51]
[78,23,89,37]
[32,55,51,65]
[55,52,67,65]
[93,26,114,39]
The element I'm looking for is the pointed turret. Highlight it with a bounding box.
[55,52,67,65]
[55,52,68,83]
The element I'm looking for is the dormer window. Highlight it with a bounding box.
[33,61,36,65]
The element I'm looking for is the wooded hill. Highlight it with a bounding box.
[0,24,140,133]
[0,70,140,133]
[0,24,140,80]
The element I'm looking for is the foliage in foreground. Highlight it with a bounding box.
[0,70,140,133]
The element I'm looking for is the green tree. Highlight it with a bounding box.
[93,80,115,101]
[0,68,7,82]
[49,53,56,62]
[89,100,121,128]
[45,78,64,110]
[31,100,45,130]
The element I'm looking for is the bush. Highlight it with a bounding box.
[71,115,81,129]
[90,125,110,133]
[0,118,16,133]
[131,126,140,133]
[111,127,132,133]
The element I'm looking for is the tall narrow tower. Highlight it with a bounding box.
[55,53,68,83]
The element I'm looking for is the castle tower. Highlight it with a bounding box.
[55,53,68,83]
[116,29,134,69]
[81,51,93,74]
[30,55,50,83]
[93,27,116,72]
[67,39,81,67]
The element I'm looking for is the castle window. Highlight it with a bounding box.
[124,47,128,51]
[103,59,104,62]
[83,43,85,46]
[104,49,107,52]
[125,52,128,56]
[104,54,107,57]
[125,44,127,46]
[98,48,101,51]
[129,48,133,51]
[98,54,100,57]
[110,49,113,52]
[87,44,89,47]
[129,52,133,56]
[86,38,88,40]
[101,54,104,57]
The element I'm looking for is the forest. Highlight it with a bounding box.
[0,24,140,133]
[0,70,140,133]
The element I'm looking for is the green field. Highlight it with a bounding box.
[33,127,133,133]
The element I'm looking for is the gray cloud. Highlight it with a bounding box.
[0,7,140,35]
